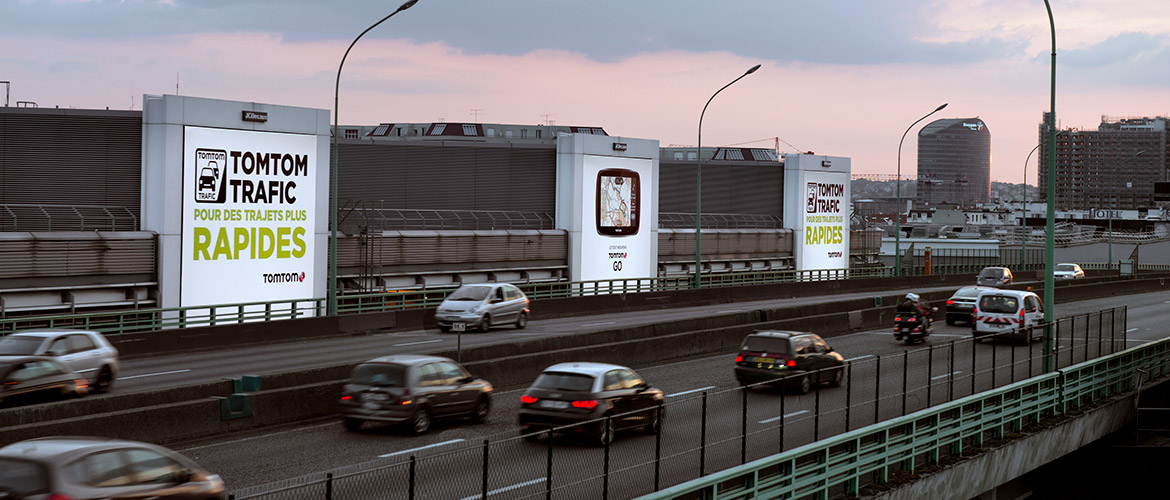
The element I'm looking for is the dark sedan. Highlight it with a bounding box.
[518,362,664,446]
[734,331,845,394]
[340,354,493,434]
[0,356,88,407]
[945,286,998,325]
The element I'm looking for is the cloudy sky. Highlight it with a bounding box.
[3,0,1168,182]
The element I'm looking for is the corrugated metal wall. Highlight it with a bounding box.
[337,230,567,270]
[0,232,155,280]
[0,109,142,219]
[658,160,784,217]
[337,142,556,212]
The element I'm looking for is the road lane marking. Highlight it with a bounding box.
[118,369,191,380]
[394,339,443,347]
[1127,328,1140,333]
[460,478,545,500]
[668,386,715,397]
[930,334,968,338]
[379,439,465,458]
[716,309,743,313]
[931,371,963,381]
[580,321,616,327]
[179,422,338,452]
[759,410,808,424]
[846,355,875,362]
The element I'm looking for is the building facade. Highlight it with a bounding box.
[915,118,992,207]
[1038,115,1170,211]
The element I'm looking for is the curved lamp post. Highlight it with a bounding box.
[894,103,947,276]
[329,0,419,316]
[1042,0,1056,372]
[1021,130,1066,269]
[694,64,760,289]
[1107,150,1147,267]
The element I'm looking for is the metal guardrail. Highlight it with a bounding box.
[0,267,891,335]
[0,203,140,232]
[638,311,1165,500]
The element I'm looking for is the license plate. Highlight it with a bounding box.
[452,322,466,332]
[362,393,389,402]
[754,357,775,364]
[901,327,910,333]
[363,402,380,411]
[539,400,569,409]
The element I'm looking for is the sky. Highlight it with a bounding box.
[3,0,1169,184]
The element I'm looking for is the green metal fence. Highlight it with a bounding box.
[637,335,1170,500]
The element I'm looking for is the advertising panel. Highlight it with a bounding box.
[802,170,849,269]
[181,126,317,307]
[580,155,654,281]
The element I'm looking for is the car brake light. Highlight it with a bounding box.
[572,400,598,409]
[520,395,538,404]
[735,355,743,363]
[894,316,901,322]
[47,494,74,500]
[946,300,954,305]
[340,395,352,401]
[786,359,796,368]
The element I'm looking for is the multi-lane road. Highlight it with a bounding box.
[152,289,1169,498]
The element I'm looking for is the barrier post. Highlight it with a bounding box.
[700,392,708,476]
[481,440,489,500]
[902,350,908,415]
[409,456,417,500]
[741,386,748,464]
[653,404,663,491]
[845,362,852,432]
[545,430,553,500]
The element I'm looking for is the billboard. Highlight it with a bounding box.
[783,154,850,271]
[181,126,317,306]
[581,155,654,280]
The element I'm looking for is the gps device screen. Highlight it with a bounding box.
[595,168,640,236]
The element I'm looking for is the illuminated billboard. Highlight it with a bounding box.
[784,154,851,270]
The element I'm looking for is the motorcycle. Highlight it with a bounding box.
[893,306,938,345]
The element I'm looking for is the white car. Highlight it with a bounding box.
[1054,263,1085,279]
[972,290,1044,345]
[0,329,119,393]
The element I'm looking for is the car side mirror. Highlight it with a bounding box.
[171,468,193,483]
[825,347,834,353]
[458,376,473,384]
[43,350,56,357]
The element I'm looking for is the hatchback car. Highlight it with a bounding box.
[944,286,998,325]
[734,331,845,394]
[1054,263,1085,280]
[976,267,1014,287]
[339,354,493,434]
[972,289,1044,344]
[0,330,119,393]
[0,356,88,407]
[0,437,226,500]
[518,362,664,446]
[435,283,530,332]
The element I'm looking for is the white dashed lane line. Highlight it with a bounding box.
[118,369,192,380]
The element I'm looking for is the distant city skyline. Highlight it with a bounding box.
[2,0,1168,183]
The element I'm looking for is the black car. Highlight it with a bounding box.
[0,356,88,407]
[339,355,493,434]
[734,331,845,394]
[945,285,998,325]
[518,362,664,446]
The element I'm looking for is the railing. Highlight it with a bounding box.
[0,299,324,335]
[227,307,1127,500]
[0,203,140,232]
[639,308,1160,500]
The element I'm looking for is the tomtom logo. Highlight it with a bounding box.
[608,252,628,258]
[807,182,844,213]
[263,272,306,284]
[195,149,229,204]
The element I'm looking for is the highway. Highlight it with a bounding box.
[170,290,1168,498]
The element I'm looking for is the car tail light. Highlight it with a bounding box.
[894,316,901,322]
[47,494,74,500]
[786,360,796,368]
[946,300,954,305]
[572,400,598,409]
[735,355,743,363]
[520,395,538,404]
[397,388,413,405]
[340,395,353,401]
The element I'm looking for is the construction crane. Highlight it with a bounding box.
[718,137,808,156]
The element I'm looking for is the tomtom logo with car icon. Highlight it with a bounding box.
[195,149,228,203]
[262,271,306,284]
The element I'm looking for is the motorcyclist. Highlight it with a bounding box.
[897,293,932,324]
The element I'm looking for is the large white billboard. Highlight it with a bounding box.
[783,154,851,271]
[581,155,654,281]
[181,126,317,306]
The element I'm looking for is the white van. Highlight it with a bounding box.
[972,289,1044,344]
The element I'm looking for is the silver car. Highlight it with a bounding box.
[976,267,1014,287]
[0,437,226,500]
[0,330,119,393]
[435,283,530,332]
[1054,263,1085,279]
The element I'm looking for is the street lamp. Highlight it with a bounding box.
[694,63,760,289]
[1107,150,1146,267]
[1021,130,1066,269]
[1042,0,1057,372]
[894,103,947,276]
[329,0,419,316]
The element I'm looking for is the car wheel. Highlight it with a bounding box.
[93,366,114,394]
[409,407,432,435]
[644,407,664,435]
[829,368,844,388]
[479,315,492,333]
[343,417,363,432]
[795,375,811,395]
[592,419,613,447]
[471,396,491,424]
[516,311,528,329]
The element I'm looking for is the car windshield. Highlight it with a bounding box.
[978,269,1004,278]
[953,287,984,299]
[532,372,595,392]
[446,287,491,301]
[0,458,49,496]
[741,337,790,354]
[980,295,1019,314]
[350,363,407,386]
[0,336,43,355]
[1055,264,1076,271]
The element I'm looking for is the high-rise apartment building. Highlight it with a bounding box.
[915,118,991,207]
[1038,114,1170,211]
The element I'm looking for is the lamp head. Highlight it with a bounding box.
[398,0,418,11]
[935,103,948,112]
[745,64,761,75]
